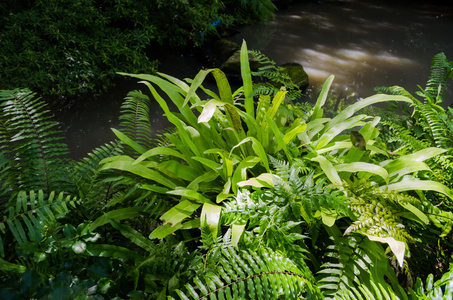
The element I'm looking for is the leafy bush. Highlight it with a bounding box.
[1,42,453,299]
[0,0,231,96]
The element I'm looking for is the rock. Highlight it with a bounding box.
[212,39,240,60]
[220,52,261,76]
[272,63,309,92]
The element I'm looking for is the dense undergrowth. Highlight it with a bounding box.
[1,42,453,299]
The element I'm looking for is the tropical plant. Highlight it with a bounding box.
[2,40,453,300]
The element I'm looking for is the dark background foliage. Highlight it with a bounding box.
[0,0,284,97]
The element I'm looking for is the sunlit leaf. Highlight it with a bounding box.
[72,241,87,254]
[198,99,224,123]
[381,176,453,199]
[311,75,334,121]
[237,173,276,188]
[335,162,389,184]
[232,224,246,247]
[201,202,222,238]
[231,137,269,172]
[366,235,405,268]
[159,200,201,227]
[312,155,342,186]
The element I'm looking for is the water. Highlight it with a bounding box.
[55,0,453,159]
[230,0,453,102]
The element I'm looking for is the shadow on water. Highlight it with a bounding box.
[54,0,453,159]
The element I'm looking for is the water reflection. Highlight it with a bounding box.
[56,0,453,159]
[230,0,453,102]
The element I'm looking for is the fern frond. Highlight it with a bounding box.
[409,265,453,298]
[119,90,153,154]
[0,89,71,197]
[174,246,321,300]
[318,231,402,300]
[69,140,123,199]
[424,52,452,104]
[379,120,428,152]
[248,49,302,100]
[0,190,79,258]
[343,179,418,245]
[416,102,450,148]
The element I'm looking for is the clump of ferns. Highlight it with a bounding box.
[248,49,303,101]
[173,224,321,300]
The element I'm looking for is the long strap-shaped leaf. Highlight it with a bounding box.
[240,40,254,118]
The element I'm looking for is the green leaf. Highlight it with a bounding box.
[201,202,222,238]
[20,270,41,296]
[315,114,368,150]
[160,200,202,227]
[184,69,213,107]
[241,40,254,118]
[111,128,147,154]
[212,69,233,105]
[157,160,199,182]
[399,202,429,225]
[134,147,187,165]
[86,244,143,261]
[381,176,453,199]
[335,162,389,184]
[265,115,293,161]
[101,158,178,189]
[49,285,72,300]
[311,155,342,186]
[167,188,213,204]
[0,258,26,273]
[108,217,156,253]
[232,224,246,247]
[265,91,287,126]
[150,222,183,239]
[282,119,307,145]
[327,94,412,132]
[232,156,260,193]
[366,235,405,268]
[321,208,339,227]
[311,75,334,121]
[88,207,145,233]
[231,137,269,172]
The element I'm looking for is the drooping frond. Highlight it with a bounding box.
[173,246,321,300]
[0,190,79,259]
[318,230,404,300]
[415,100,451,148]
[343,178,420,245]
[0,89,71,198]
[119,90,153,154]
